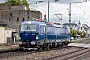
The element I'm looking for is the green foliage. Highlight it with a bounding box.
[81,31,86,38]
[5,0,22,6]
[70,29,86,38]
[5,0,30,10]
[21,0,30,10]
[71,29,77,38]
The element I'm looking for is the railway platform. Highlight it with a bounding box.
[68,38,90,48]
[0,45,19,52]
[68,43,90,48]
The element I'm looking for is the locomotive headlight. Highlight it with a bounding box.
[19,37,21,40]
[36,35,38,40]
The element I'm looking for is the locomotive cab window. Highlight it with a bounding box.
[20,24,37,31]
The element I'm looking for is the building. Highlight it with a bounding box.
[63,20,86,32]
[63,20,90,38]
[0,10,42,31]
[63,23,78,30]
[0,21,17,44]
[5,28,16,43]
[0,3,42,31]
[0,21,7,43]
[0,3,42,43]
[82,24,90,38]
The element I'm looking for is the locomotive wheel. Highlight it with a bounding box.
[46,45,50,50]
[38,48,42,51]
[62,42,67,47]
[38,46,43,51]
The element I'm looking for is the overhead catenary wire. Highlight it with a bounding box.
[68,0,90,17]
[75,3,90,17]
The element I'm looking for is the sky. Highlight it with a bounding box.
[0,0,90,26]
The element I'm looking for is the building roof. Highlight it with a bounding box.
[82,24,90,30]
[0,21,7,27]
[5,28,16,30]
[63,23,77,25]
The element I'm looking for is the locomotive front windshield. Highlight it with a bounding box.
[20,24,36,31]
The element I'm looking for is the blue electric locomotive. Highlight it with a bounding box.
[18,20,70,50]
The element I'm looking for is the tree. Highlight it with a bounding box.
[71,28,86,38]
[5,0,30,10]
[22,0,30,10]
[71,29,77,39]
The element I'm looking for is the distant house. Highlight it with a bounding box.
[82,24,90,38]
[63,21,90,38]
[63,23,78,30]
[63,21,86,32]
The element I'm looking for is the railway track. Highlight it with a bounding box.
[41,48,90,60]
[0,46,65,59]
[0,41,90,60]
[57,48,89,60]
[0,46,81,59]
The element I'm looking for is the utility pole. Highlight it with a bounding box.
[48,0,49,22]
[36,0,50,22]
[69,3,71,28]
[29,0,60,22]
[68,3,71,40]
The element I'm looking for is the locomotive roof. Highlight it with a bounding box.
[21,21,64,28]
[53,24,62,27]
[21,21,46,25]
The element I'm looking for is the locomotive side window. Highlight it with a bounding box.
[40,26,46,34]
[20,24,36,31]
[44,27,46,33]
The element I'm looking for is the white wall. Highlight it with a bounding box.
[0,26,16,43]
[5,29,16,43]
[0,26,5,43]
[87,29,90,38]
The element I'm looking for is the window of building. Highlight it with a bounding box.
[22,18,25,22]
[9,18,10,22]
[10,13,12,17]
[28,16,29,19]
[17,17,19,22]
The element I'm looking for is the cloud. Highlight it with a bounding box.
[0,0,6,3]
[33,1,90,26]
